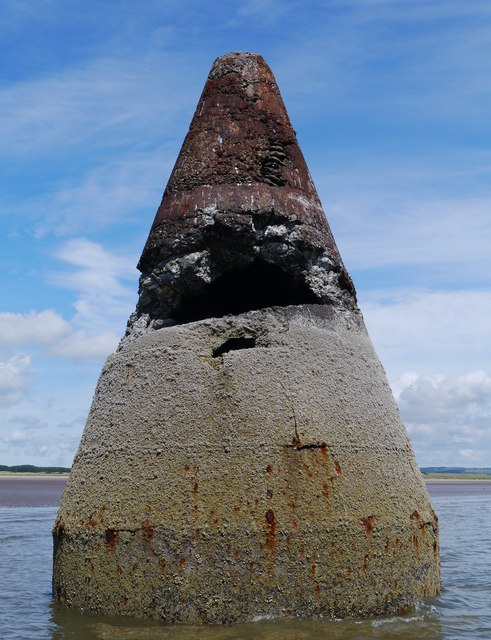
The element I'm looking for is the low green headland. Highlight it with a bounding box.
[421,467,491,480]
[1,464,490,479]
[0,464,71,476]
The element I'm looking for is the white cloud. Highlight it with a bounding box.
[314,156,491,284]
[9,414,47,430]
[0,310,70,347]
[0,353,32,406]
[360,289,491,378]
[28,152,170,238]
[50,237,137,335]
[0,307,119,361]
[0,56,194,157]
[394,370,491,466]
[48,331,119,360]
[0,428,81,467]
[4,429,27,442]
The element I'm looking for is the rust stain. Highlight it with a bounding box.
[104,528,118,550]
[141,519,155,542]
[192,482,199,495]
[361,515,377,536]
[412,533,420,555]
[334,460,342,475]
[266,464,273,476]
[291,520,298,531]
[159,557,166,571]
[314,584,321,597]
[125,364,134,381]
[265,508,276,552]
[322,483,330,498]
[302,463,314,478]
[178,557,186,568]
[311,552,318,580]
[410,510,420,521]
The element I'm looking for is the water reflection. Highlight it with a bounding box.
[49,601,444,640]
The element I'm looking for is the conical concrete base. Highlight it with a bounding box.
[53,306,440,622]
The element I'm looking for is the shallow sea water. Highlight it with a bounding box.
[1,480,490,639]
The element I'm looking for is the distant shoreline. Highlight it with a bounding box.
[0,472,69,479]
[2,472,491,483]
[425,477,491,483]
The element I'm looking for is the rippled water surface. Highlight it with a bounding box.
[1,479,490,639]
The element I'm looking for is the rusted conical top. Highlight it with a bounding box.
[125,52,356,342]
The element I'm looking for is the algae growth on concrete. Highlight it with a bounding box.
[53,52,440,623]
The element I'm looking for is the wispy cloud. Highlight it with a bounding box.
[50,237,136,334]
[25,153,170,237]
[0,56,195,157]
[361,289,491,377]
[0,353,32,406]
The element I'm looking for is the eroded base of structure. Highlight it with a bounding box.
[53,306,440,623]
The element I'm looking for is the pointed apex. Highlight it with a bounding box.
[124,54,357,344]
[162,50,316,197]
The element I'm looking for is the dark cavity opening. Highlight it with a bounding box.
[173,260,319,324]
[213,336,257,358]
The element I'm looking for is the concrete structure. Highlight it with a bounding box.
[53,52,440,623]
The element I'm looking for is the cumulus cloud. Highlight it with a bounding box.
[0,308,118,361]
[48,331,119,360]
[0,353,32,406]
[0,239,135,362]
[0,310,71,347]
[393,370,491,466]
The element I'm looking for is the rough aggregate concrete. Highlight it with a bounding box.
[53,306,440,622]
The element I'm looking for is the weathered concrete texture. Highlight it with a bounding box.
[122,52,355,344]
[53,50,440,622]
[53,306,440,622]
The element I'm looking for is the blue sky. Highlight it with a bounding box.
[1,0,490,468]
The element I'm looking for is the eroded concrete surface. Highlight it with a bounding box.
[54,307,440,622]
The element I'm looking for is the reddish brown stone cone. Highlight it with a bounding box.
[124,52,355,342]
